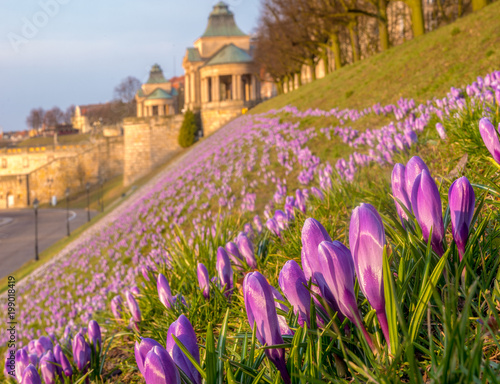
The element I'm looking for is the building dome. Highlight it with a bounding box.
[201,1,246,37]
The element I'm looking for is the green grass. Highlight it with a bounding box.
[252,1,500,114]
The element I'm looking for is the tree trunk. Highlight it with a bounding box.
[407,0,426,37]
[378,0,390,51]
[472,0,488,11]
[283,75,289,93]
[297,70,302,87]
[348,20,360,62]
[310,60,317,81]
[330,32,342,70]
[277,80,284,95]
[458,0,463,16]
[322,47,330,75]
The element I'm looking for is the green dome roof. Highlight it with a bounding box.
[205,43,252,66]
[146,88,173,100]
[146,64,167,84]
[201,2,246,37]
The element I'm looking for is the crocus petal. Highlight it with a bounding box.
[449,176,475,259]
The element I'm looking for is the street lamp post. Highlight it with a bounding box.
[33,198,39,261]
[65,188,70,237]
[86,182,91,222]
[100,178,104,212]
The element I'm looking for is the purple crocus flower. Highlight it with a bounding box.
[135,338,163,376]
[296,189,306,213]
[266,218,281,237]
[125,291,142,323]
[449,177,475,259]
[35,336,53,357]
[72,333,90,371]
[40,350,56,384]
[15,348,30,382]
[349,203,390,345]
[237,234,256,269]
[130,286,141,296]
[166,315,201,384]
[243,272,290,384]
[197,263,210,300]
[143,346,180,384]
[270,286,293,336]
[157,273,174,310]
[225,241,243,269]
[435,123,447,140]
[216,247,234,296]
[141,265,151,281]
[301,218,342,316]
[411,169,445,256]
[20,364,41,384]
[318,241,374,349]
[278,260,311,327]
[59,351,73,377]
[310,187,324,200]
[479,117,500,163]
[253,215,263,233]
[88,320,101,349]
[405,156,430,201]
[111,296,123,320]
[391,163,412,226]
[274,210,289,231]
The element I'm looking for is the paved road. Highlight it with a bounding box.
[0,208,96,278]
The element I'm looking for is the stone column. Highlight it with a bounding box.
[191,73,196,105]
[137,103,143,117]
[236,75,242,100]
[231,75,237,100]
[185,74,190,105]
[159,103,164,116]
[213,76,220,102]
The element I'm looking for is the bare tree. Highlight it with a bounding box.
[114,76,141,103]
[64,105,75,124]
[43,107,64,127]
[26,108,45,130]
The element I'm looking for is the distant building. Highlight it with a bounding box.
[135,64,180,117]
[183,1,262,135]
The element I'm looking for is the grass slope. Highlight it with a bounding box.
[253,2,500,114]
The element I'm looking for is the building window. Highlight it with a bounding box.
[164,105,168,115]
[152,106,158,116]
[220,75,232,101]
[1,158,6,168]
[207,78,212,102]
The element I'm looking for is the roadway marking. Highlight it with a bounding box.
[68,211,77,221]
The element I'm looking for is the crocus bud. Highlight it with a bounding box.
[278,260,311,327]
[216,247,234,297]
[40,351,56,384]
[59,351,73,377]
[111,296,123,320]
[349,204,390,345]
[449,177,475,259]
[135,338,163,376]
[243,272,290,384]
[411,170,445,256]
[143,346,180,384]
[88,320,101,349]
[141,265,151,281]
[435,123,447,140]
[479,117,500,163]
[125,291,142,322]
[274,210,289,231]
[266,218,281,236]
[130,286,141,296]
[310,187,324,200]
[15,348,30,382]
[391,163,412,226]
[318,241,374,349]
[253,215,263,233]
[166,315,201,384]
[405,156,430,200]
[301,218,341,316]
[72,333,90,371]
[20,364,41,384]
[270,286,293,336]
[197,263,210,300]
[225,241,243,269]
[237,234,256,269]
[296,189,306,213]
[157,273,174,310]
[244,223,254,240]
[35,336,53,357]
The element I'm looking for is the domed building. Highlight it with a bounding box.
[183,1,261,135]
[135,64,178,117]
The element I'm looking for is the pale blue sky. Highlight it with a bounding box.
[0,0,260,131]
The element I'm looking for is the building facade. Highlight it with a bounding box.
[136,64,179,117]
[183,1,262,135]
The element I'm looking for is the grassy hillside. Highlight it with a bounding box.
[253,1,500,114]
[2,4,500,384]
